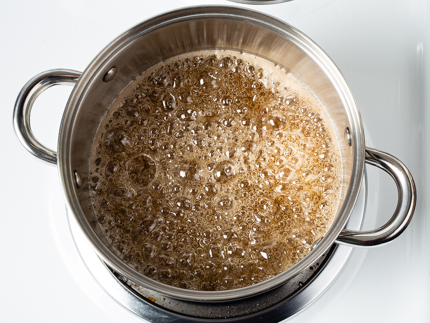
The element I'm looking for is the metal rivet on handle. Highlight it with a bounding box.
[345,127,352,146]
[103,66,117,82]
[74,170,82,189]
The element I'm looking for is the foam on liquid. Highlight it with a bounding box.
[89,50,342,291]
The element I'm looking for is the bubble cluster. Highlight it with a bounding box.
[89,50,341,291]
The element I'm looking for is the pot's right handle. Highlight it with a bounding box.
[13,69,81,165]
[336,147,416,247]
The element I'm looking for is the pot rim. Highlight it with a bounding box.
[58,5,365,302]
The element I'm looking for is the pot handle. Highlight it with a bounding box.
[336,147,416,247]
[13,69,81,165]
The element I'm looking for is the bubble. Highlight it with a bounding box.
[257,198,274,215]
[105,160,119,177]
[160,92,177,111]
[289,121,302,134]
[214,161,237,183]
[142,243,157,260]
[127,154,157,187]
[221,117,236,127]
[219,56,233,69]
[266,111,289,132]
[173,160,203,184]
[275,166,293,183]
[139,215,158,233]
[176,107,197,121]
[204,261,218,277]
[241,140,257,153]
[239,180,251,189]
[216,197,234,210]
[107,184,136,206]
[104,128,132,153]
[203,183,217,197]
[158,268,175,283]
[143,265,157,277]
[175,197,191,210]
[178,252,195,267]
[158,253,176,267]
[204,55,219,67]
[194,137,206,149]
[300,234,314,248]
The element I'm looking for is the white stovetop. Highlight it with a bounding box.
[1,0,429,322]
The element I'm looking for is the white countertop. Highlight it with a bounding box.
[1,0,429,322]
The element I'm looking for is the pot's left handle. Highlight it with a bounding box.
[13,69,81,165]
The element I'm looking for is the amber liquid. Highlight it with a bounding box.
[89,51,342,291]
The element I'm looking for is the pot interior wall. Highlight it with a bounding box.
[63,7,360,300]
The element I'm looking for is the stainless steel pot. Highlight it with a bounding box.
[13,6,416,302]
